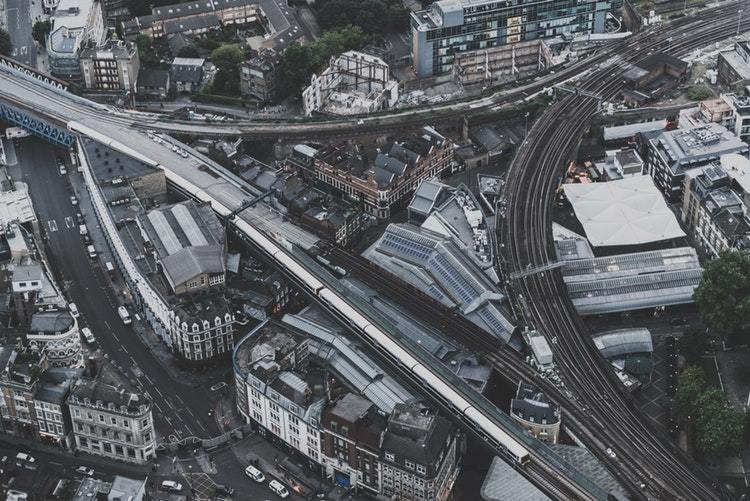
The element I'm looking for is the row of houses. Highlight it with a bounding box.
[0,346,156,464]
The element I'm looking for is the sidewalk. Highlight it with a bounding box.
[68,168,225,388]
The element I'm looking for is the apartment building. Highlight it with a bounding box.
[33,369,80,447]
[645,123,749,203]
[67,362,156,464]
[410,0,616,77]
[682,158,750,258]
[233,320,324,468]
[47,0,106,80]
[720,93,750,142]
[717,41,750,86]
[320,394,384,495]
[241,49,281,102]
[27,311,83,368]
[287,127,454,220]
[79,39,140,92]
[0,346,48,438]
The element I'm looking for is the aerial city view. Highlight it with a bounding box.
[0,0,750,499]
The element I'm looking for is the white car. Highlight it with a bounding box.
[81,327,95,345]
[70,195,78,206]
[75,466,94,476]
[244,465,265,483]
[69,302,80,318]
[161,480,182,492]
[269,480,289,499]
[606,447,616,459]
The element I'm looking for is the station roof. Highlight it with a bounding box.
[593,328,653,359]
[562,176,685,247]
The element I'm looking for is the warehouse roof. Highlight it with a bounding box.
[562,176,685,247]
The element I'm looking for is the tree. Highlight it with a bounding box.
[693,388,746,456]
[694,250,750,342]
[278,42,314,98]
[210,44,243,73]
[687,85,711,101]
[135,34,160,68]
[0,29,11,57]
[177,45,199,58]
[673,366,706,421]
[32,21,51,48]
[678,329,709,365]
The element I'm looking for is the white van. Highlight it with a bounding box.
[15,452,35,466]
[68,303,80,318]
[161,480,182,492]
[87,245,96,259]
[81,327,95,344]
[118,306,132,325]
[268,480,289,499]
[244,465,265,483]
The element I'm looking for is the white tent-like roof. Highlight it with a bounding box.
[563,176,685,247]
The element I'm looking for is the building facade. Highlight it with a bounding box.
[721,93,750,142]
[645,123,749,203]
[380,403,460,501]
[27,311,84,368]
[67,369,156,464]
[452,39,552,88]
[509,382,560,443]
[717,41,750,86]
[0,347,47,438]
[410,0,615,77]
[79,39,140,92]
[288,127,454,220]
[47,0,106,80]
[241,49,280,102]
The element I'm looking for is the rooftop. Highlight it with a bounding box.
[651,123,748,175]
[511,382,560,425]
[138,69,169,88]
[29,311,75,334]
[593,328,653,359]
[562,175,686,248]
[481,456,551,501]
[382,402,453,466]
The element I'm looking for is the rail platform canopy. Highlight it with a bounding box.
[562,175,685,247]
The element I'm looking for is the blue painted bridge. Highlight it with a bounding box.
[0,101,74,148]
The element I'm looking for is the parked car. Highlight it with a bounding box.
[269,480,290,499]
[161,480,182,492]
[70,195,78,206]
[69,303,80,318]
[75,466,94,476]
[81,327,95,345]
[244,465,265,483]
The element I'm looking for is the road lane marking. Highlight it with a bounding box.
[47,219,57,232]
[154,387,163,397]
[64,216,74,229]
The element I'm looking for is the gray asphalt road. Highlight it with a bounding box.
[12,137,219,442]
[5,0,37,67]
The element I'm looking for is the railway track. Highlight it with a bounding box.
[502,3,750,500]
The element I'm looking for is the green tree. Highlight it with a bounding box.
[678,329,709,365]
[135,34,160,68]
[210,44,243,73]
[278,42,314,98]
[0,28,11,57]
[130,0,152,16]
[687,85,711,101]
[694,250,750,341]
[673,366,706,420]
[693,388,746,456]
[177,45,200,58]
[32,21,51,48]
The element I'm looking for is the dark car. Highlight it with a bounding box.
[215,484,234,496]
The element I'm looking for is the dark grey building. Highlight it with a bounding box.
[380,403,461,501]
[241,49,280,102]
[136,69,170,100]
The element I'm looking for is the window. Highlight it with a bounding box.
[142,418,149,427]
[405,459,415,470]
[341,426,348,437]
[416,464,427,475]
[330,421,337,433]
[99,415,105,422]
[385,451,395,462]
[123,420,129,428]
[111,417,117,425]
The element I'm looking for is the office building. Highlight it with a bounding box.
[47,0,106,80]
[67,361,156,464]
[717,41,750,86]
[645,123,749,203]
[241,49,281,102]
[410,0,615,77]
[79,39,140,92]
[510,382,560,443]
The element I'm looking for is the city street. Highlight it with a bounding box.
[4,0,38,67]
[9,137,221,442]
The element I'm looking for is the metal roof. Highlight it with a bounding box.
[593,328,653,359]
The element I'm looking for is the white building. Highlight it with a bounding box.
[28,311,84,368]
[67,363,156,464]
[233,320,325,466]
[302,51,399,117]
[48,0,106,79]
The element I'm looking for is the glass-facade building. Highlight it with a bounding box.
[411,0,619,77]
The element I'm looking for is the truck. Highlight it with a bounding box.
[118,306,132,325]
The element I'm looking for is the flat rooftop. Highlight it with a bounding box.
[562,176,685,248]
